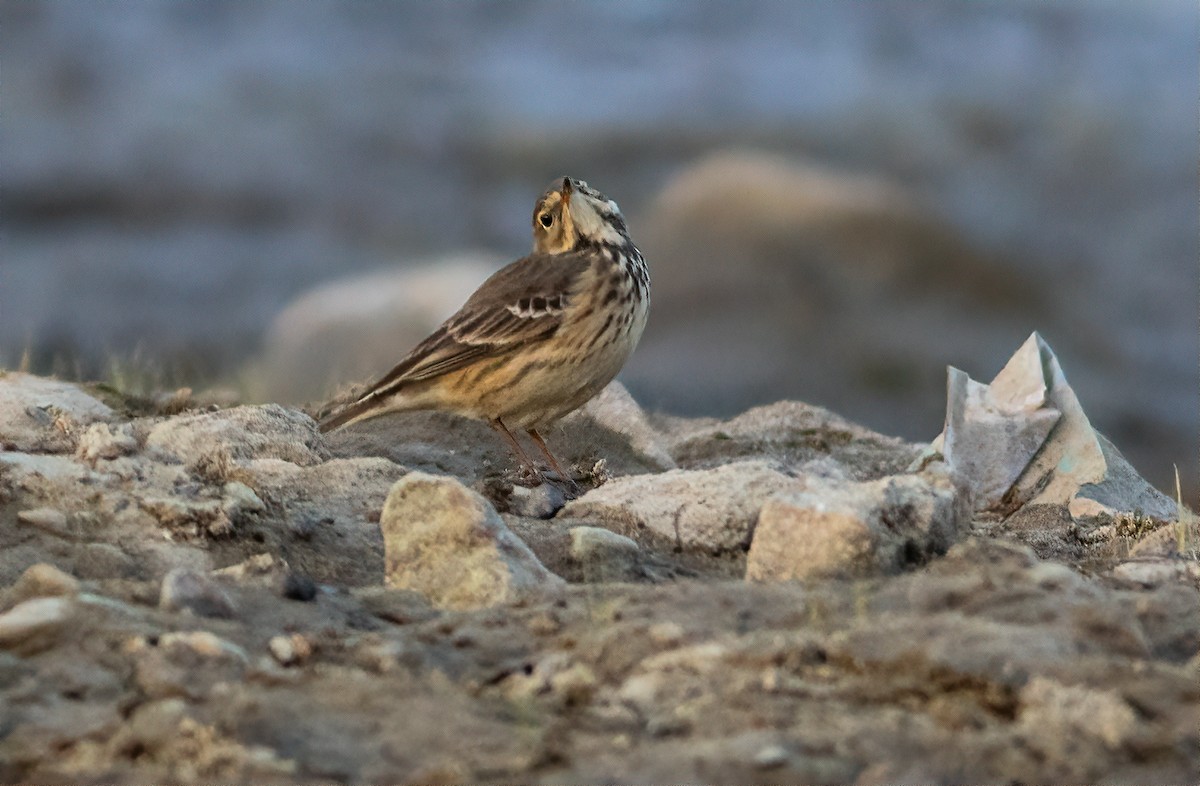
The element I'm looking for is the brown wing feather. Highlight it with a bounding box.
[318,251,591,431]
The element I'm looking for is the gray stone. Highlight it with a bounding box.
[561,460,801,553]
[222,480,266,523]
[146,404,329,468]
[380,472,563,610]
[746,466,965,581]
[0,373,113,453]
[570,526,642,583]
[508,482,567,519]
[936,333,1176,520]
[159,568,237,619]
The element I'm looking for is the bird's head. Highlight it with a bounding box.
[532,177,630,254]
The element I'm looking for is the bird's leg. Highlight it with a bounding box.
[527,428,579,494]
[490,418,542,483]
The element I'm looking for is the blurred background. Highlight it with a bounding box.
[2,1,1196,501]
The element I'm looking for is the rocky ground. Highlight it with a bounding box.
[0,370,1197,784]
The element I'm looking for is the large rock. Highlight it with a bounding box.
[745,466,965,581]
[379,472,563,610]
[0,373,113,453]
[146,404,328,468]
[560,460,800,553]
[936,333,1176,520]
[659,398,918,477]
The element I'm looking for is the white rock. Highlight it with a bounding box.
[936,333,1175,519]
[0,596,77,651]
[561,460,800,553]
[380,472,564,610]
[745,466,964,581]
[146,404,328,468]
[0,372,113,453]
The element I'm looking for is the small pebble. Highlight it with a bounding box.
[753,744,789,770]
[159,630,247,662]
[268,633,312,666]
[282,573,318,602]
[17,508,70,537]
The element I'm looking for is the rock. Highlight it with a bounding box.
[508,483,567,519]
[0,372,113,453]
[75,422,139,462]
[560,460,800,553]
[221,481,266,523]
[745,466,964,581]
[379,472,563,610]
[17,507,72,538]
[1017,676,1137,751]
[937,363,1060,509]
[0,596,77,653]
[9,563,80,601]
[570,526,641,582]
[1109,559,1200,588]
[159,568,237,619]
[146,404,329,468]
[752,744,789,770]
[663,399,916,477]
[565,382,676,472]
[936,333,1175,520]
[247,253,503,404]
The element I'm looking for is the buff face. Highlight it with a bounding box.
[533,178,626,254]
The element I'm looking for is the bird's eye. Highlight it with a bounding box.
[538,213,554,228]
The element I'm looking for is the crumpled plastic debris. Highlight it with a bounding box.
[932,332,1175,520]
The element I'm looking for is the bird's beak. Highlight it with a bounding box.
[560,177,573,207]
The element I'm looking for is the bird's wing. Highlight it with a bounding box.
[357,250,592,400]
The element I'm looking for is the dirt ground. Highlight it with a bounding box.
[0,380,1197,784]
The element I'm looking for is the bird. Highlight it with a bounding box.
[317,177,650,488]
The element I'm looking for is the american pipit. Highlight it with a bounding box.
[318,177,650,486]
